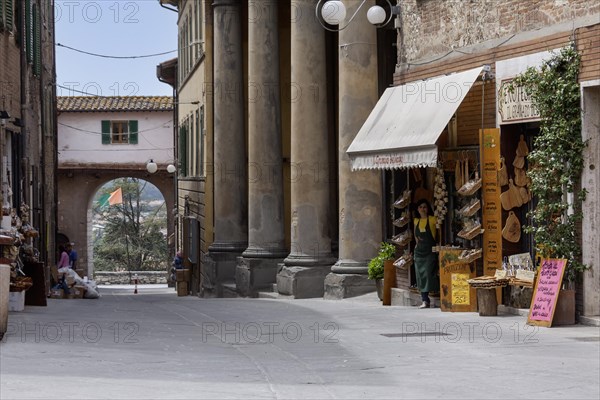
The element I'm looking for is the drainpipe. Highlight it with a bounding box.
[19,1,28,211]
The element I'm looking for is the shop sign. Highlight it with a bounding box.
[498,79,541,124]
[527,259,567,327]
[438,248,477,312]
[480,129,502,276]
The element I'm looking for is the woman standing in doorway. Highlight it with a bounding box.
[413,199,439,308]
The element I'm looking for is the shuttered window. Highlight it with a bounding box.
[25,0,33,63]
[0,0,14,32]
[33,4,41,76]
[179,125,187,177]
[128,120,138,144]
[101,120,138,144]
[199,106,205,177]
[101,120,111,144]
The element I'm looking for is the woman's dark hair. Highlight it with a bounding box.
[58,244,65,253]
[415,199,434,216]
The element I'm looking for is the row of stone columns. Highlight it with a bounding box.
[209,0,382,298]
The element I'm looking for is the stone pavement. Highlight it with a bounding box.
[1,285,599,399]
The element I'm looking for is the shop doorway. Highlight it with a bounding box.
[500,122,539,261]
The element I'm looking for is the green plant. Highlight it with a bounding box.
[510,44,587,284]
[367,242,396,280]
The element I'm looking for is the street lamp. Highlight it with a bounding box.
[146,159,177,174]
[316,0,399,31]
[146,159,158,174]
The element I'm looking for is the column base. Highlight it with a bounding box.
[323,273,376,299]
[202,249,243,298]
[331,259,368,275]
[276,264,331,299]
[236,257,283,297]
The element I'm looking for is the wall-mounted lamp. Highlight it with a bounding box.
[146,159,158,174]
[166,164,177,174]
[316,0,399,31]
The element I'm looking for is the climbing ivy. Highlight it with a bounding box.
[510,44,587,284]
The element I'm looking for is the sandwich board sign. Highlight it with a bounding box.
[527,259,567,327]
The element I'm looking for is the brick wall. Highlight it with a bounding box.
[0,34,21,120]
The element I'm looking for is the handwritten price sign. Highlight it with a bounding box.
[527,259,567,327]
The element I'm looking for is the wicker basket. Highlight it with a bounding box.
[457,178,482,196]
[391,230,412,247]
[393,190,411,209]
[457,222,484,240]
[459,199,481,217]
[458,248,482,263]
[393,254,413,270]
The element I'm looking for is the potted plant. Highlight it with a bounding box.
[368,242,396,300]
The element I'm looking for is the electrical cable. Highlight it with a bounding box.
[58,120,173,136]
[56,43,177,59]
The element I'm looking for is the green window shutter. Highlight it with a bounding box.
[101,120,111,144]
[33,5,40,76]
[128,120,138,144]
[25,0,32,63]
[5,1,14,32]
[1,1,4,31]
[179,125,187,177]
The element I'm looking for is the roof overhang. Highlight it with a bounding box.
[347,66,484,170]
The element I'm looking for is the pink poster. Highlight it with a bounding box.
[529,259,567,322]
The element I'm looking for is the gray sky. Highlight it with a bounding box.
[55,1,178,97]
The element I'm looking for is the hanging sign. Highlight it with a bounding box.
[527,259,567,327]
[498,79,541,124]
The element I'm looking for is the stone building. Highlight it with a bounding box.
[160,0,599,320]
[56,96,175,278]
[0,0,57,275]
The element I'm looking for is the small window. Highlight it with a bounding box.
[101,120,138,144]
[111,121,129,143]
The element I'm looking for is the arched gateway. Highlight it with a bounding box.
[56,96,175,277]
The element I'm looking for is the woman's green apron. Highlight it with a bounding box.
[413,218,439,293]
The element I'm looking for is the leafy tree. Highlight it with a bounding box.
[93,178,168,275]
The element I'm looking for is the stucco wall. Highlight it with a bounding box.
[57,110,174,166]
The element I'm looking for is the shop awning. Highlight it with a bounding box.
[347,66,484,170]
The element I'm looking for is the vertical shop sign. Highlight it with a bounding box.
[480,129,502,276]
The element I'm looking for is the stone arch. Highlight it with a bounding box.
[57,168,174,278]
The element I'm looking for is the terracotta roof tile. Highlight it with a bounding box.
[57,96,173,112]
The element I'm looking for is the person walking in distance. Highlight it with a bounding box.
[66,242,78,270]
[413,199,439,309]
[57,245,71,270]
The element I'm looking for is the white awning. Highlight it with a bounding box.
[347,66,484,170]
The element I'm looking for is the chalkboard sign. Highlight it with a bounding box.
[527,259,567,327]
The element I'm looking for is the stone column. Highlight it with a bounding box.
[237,0,287,296]
[207,0,247,297]
[581,84,600,317]
[277,0,335,298]
[324,0,383,299]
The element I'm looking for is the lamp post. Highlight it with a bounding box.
[316,0,399,31]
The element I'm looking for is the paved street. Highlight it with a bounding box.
[1,285,599,400]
